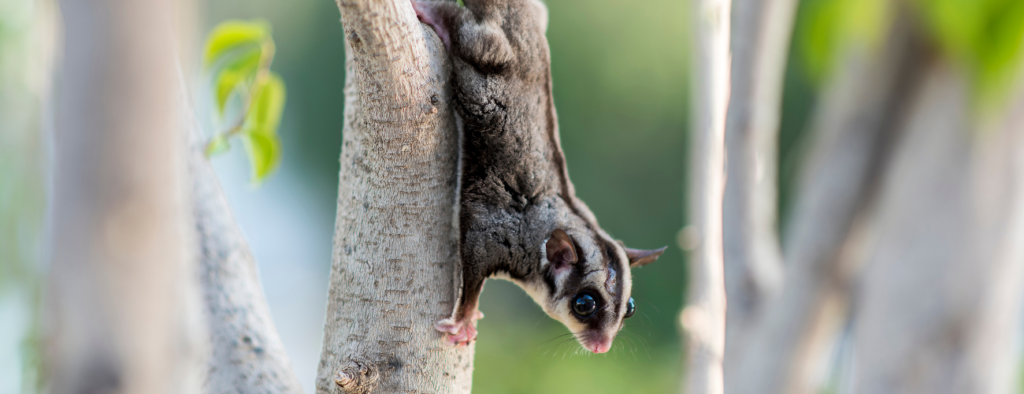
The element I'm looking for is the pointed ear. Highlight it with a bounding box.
[546,229,577,268]
[626,246,666,268]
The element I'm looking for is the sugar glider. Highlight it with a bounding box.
[413,0,666,354]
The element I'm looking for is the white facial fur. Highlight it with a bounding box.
[493,232,633,352]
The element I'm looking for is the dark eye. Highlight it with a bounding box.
[572,293,598,318]
[624,297,636,319]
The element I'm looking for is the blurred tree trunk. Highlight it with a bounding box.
[681,0,730,392]
[315,0,470,393]
[721,0,796,367]
[726,15,925,393]
[46,0,203,393]
[184,87,305,392]
[716,0,1024,391]
[852,57,1024,394]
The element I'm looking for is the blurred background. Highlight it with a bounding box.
[2,0,1022,393]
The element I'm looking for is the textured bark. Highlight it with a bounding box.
[720,0,797,363]
[315,0,471,393]
[726,20,923,394]
[46,1,202,393]
[184,88,304,392]
[681,0,730,392]
[852,60,1024,394]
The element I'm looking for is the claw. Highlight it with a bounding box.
[435,318,478,346]
[435,309,484,346]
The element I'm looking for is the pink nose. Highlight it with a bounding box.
[587,337,613,354]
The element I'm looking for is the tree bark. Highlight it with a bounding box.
[721,0,796,354]
[721,1,800,379]
[46,1,202,393]
[315,0,470,393]
[183,84,305,392]
[852,59,1024,394]
[681,0,730,392]
[726,18,925,394]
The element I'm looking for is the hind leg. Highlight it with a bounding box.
[435,275,486,346]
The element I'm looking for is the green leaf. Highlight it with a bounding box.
[798,0,841,81]
[239,74,285,183]
[241,128,281,183]
[911,0,1024,107]
[211,48,261,116]
[214,69,245,115]
[796,0,889,82]
[205,134,231,157]
[220,47,263,76]
[974,0,1024,102]
[201,18,287,185]
[250,72,287,130]
[203,20,270,68]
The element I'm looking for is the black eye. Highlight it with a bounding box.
[624,297,636,319]
[572,293,598,318]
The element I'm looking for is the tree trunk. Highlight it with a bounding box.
[721,0,798,370]
[46,1,202,393]
[852,58,1024,394]
[682,0,730,392]
[183,85,305,392]
[315,0,471,393]
[721,0,796,353]
[726,17,925,394]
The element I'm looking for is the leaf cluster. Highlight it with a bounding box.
[913,0,1024,106]
[203,20,287,184]
[796,0,889,82]
[796,0,1024,107]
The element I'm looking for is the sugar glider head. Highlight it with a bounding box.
[532,227,665,353]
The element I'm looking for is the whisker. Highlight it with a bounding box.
[635,298,662,315]
[618,330,653,360]
[613,335,637,360]
[637,310,655,329]
[539,332,580,357]
[535,332,576,347]
[555,335,581,359]
[531,315,548,329]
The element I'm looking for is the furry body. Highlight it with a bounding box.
[414,0,665,353]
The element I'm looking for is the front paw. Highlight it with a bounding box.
[434,317,480,347]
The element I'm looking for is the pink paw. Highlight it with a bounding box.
[434,311,484,346]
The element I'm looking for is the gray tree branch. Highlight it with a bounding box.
[182,82,305,392]
[315,0,471,393]
[721,0,797,353]
[682,0,730,392]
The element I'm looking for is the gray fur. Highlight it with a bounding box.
[414,0,665,352]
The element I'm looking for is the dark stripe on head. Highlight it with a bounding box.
[558,246,588,300]
[584,296,612,331]
[544,268,557,298]
[601,239,625,313]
